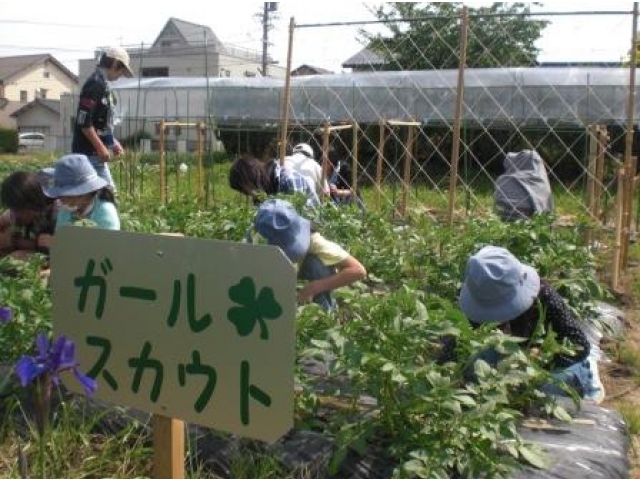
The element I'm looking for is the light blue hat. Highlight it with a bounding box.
[255,199,311,263]
[41,154,108,198]
[459,246,540,324]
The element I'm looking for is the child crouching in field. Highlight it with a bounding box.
[41,154,120,230]
[0,171,56,259]
[249,198,366,311]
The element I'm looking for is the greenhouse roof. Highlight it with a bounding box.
[112,68,639,126]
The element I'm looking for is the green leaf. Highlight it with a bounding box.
[518,445,547,469]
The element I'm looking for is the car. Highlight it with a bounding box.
[18,132,46,150]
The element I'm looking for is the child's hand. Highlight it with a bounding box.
[113,140,124,156]
[297,284,317,304]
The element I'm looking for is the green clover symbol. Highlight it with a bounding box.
[227,277,283,340]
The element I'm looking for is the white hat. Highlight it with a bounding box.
[102,46,133,78]
[293,143,314,159]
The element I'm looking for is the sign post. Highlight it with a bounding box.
[51,227,297,477]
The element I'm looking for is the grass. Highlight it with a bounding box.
[0,152,634,477]
[615,403,640,435]
[0,396,152,478]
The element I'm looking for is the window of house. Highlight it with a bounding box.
[244,71,256,77]
[40,88,48,99]
[43,71,50,78]
[20,90,28,102]
[142,67,169,77]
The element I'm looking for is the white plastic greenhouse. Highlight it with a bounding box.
[109,67,639,127]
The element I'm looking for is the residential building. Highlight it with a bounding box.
[291,64,333,76]
[10,99,65,150]
[342,47,388,72]
[78,17,286,85]
[0,54,78,129]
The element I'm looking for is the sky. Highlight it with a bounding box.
[0,2,637,75]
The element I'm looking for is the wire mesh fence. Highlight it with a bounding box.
[99,6,638,287]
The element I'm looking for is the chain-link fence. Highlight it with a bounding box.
[279,6,638,288]
[100,6,638,287]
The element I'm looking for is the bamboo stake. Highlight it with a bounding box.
[159,119,167,205]
[584,125,598,245]
[621,2,638,270]
[594,126,607,222]
[387,120,421,127]
[197,122,204,202]
[321,120,330,199]
[400,124,415,217]
[612,167,626,292]
[278,17,295,165]
[447,6,469,226]
[351,122,359,195]
[321,124,353,132]
[375,119,385,210]
[586,125,597,217]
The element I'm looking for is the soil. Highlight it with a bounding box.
[601,265,640,478]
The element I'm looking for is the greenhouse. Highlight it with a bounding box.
[109,67,639,127]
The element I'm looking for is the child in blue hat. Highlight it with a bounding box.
[441,245,604,403]
[250,198,366,311]
[41,154,120,230]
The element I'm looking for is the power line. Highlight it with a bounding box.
[0,19,119,29]
[0,45,93,53]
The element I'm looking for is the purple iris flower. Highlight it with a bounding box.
[15,333,97,396]
[0,306,11,323]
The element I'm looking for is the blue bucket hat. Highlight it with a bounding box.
[42,154,108,198]
[459,246,540,324]
[254,199,311,263]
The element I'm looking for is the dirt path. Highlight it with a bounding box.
[601,268,640,478]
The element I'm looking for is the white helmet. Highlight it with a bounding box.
[293,143,314,158]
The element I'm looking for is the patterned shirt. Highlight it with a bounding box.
[273,163,320,207]
[438,279,590,368]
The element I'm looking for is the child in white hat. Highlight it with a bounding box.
[72,46,133,190]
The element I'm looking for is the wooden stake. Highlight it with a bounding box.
[594,126,607,222]
[612,167,626,291]
[447,6,468,226]
[152,414,184,478]
[278,17,295,165]
[400,124,415,217]
[386,120,421,127]
[352,122,359,194]
[586,125,597,217]
[159,119,167,205]
[621,3,639,272]
[321,120,330,198]
[197,123,204,202]
[375,119,385,210]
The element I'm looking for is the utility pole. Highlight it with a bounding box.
[261,2,278,77]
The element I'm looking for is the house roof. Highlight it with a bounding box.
[10,98,61,118]
[342,48,388,68]
[292,64,333,75]
[152,17,223,50]
[0,54,77,83]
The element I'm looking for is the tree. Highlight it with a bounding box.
[361,3,549,70]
